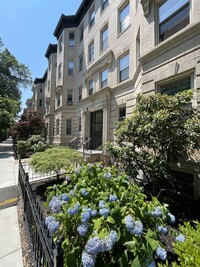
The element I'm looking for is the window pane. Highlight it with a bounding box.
[68,61,74,75]
[101,69,108,88]
[160,76,191,95]
[159,0,189,42]
[89,80,93,95]
[69,32,75,47]
[89,43,94,61]
[66,119,72,135]
[102,27,108,50]
[102,0,109,10]
[120,3,130,32]
[120,67,129,82]
[119,106,126,121]
[90,9,95,28]
[120,54,129,70]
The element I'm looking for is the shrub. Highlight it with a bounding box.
[17,140,29,158]
[45,163,176,267]
[159,221,200,267]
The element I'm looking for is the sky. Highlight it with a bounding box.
[0,0,82,111]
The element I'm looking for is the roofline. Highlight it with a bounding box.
[45,43,57,58]
[53,0,93,39]
[34,69,47,84]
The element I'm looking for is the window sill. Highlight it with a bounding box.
[117,24,131,39]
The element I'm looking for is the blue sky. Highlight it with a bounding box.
[0,0,82,111]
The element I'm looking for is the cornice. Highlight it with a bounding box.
[140,21,200,64]
[45,44,57,58]
[80,86,111,104]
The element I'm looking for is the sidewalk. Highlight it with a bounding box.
[0,139,23,267]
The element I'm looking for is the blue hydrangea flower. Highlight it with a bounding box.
[99,208,110,218]
[152,206,163,218]
[45,216,55,227]
[131,220,143,236]
[147,261,156,267]
[74,166,81,174]
[67,203,80,216]
[91,210,97,217]
[167,213,176,224]
[77,223,88,237]
[103,172,112,179]
[48,221,60,235]
[49,196,62,213]
[81,211,91,223]
[69,190,75,196]
[83,207,92,214]
[157,225,168,236]
[99,200,106,209]
[81,251,96,267]
[156,247,167,261]
[125,215,134,230]
[109,230,117,243]
[65,175,71,181]
[87,163,93,169]
[62,193,70,202]
[85,236,104,255]
[109,194,118,202]
[81,188,89,196]
[175,234,185,242]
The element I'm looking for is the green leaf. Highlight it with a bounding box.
[107,216,115,224]
[131,256,141,267]
[93,218,102,231]
[118,250,129,267]
[124,241,136,250]
[145,236,158,251]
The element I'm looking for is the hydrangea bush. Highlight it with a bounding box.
[45,163,175,267]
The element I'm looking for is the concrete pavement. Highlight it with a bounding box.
[0,139,23,267]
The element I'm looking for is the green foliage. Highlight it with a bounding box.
[17,140,29,158]
[45,163,175,267]
[29,147,84,176]
[109,90,200,194]
[159,221,200,267]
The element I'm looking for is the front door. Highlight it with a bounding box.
[90,110,103,149]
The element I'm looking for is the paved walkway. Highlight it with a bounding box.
[0,139,23,267]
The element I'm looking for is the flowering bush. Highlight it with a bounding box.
[45,163,176,267]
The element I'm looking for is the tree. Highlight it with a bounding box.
[0,38,32,101]
[29,147,84,179]
[108,90,200,195]
[11,110,45,139]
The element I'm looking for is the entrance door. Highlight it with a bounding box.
[90,110,103,149]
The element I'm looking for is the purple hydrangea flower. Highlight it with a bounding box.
[152,206,163,218]
[49,196,62,213]
[81,188,89,196]
[81,211,91,223]
[77,223,88,237]
[156,247,167,261]
[67,203,80,216]
[99,208,110,218]
[62,193,70,202]
[109,194,118,202]
[48,221,60,235]
[175,234,185,242]
[81,251,96,267]
[168,213,176,224]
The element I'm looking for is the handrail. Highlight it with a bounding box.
[83,138,91,146]
[69,137,77,144]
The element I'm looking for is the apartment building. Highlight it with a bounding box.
[30,0,200,148]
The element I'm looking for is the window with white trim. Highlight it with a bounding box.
[58,35,63,53]
[56,92,61,107]
[79,54,83,72]
[159,75,191,95]
[68,61,74,76]
[67,90,73,104]
[119,2,130,34]
[69,32,75,47]
[89,7,95,28]
[159,0,190,42]
[119,52,129,82]
[101,26,108,51]
[102,0,109,11]
[56,119,60,135]
[80,24,84,42]
[101,68,108,89]
[66,119,72,135]
[89,79,94,95]
[88,41,94,62]
[118,106,126,121]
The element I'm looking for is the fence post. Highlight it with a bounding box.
[53,241,64,267]
[23,172,29,221]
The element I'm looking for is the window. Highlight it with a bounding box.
[79,54,83,72]
[58,63,62,79]
[119,53,129,82]
[67,90,73,104]
[88,41,94,62]
[68,61,74,75]
[79,86,82,101]
[40,85,43,92]
[89,7,95,28]
[80,24,84,42]
[101,68,108,89]
[89,79,94,95]
[39,99,42,107]
[118,106,126,121]
[101,26,108,51]
[56,119,59,135]
[159,76,191,95]
[56,92,61,107]
[66,119,72,135]
[119,2,130,33]
[69,32,75,47]
[102,0,109,11]
[48,80,50,91]
[159,0,190,42]
[79,117,81,132]
[58,35,63,53]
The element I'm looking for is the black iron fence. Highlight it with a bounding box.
[18,160,64,267]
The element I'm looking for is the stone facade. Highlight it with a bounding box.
[29,0,200,147]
